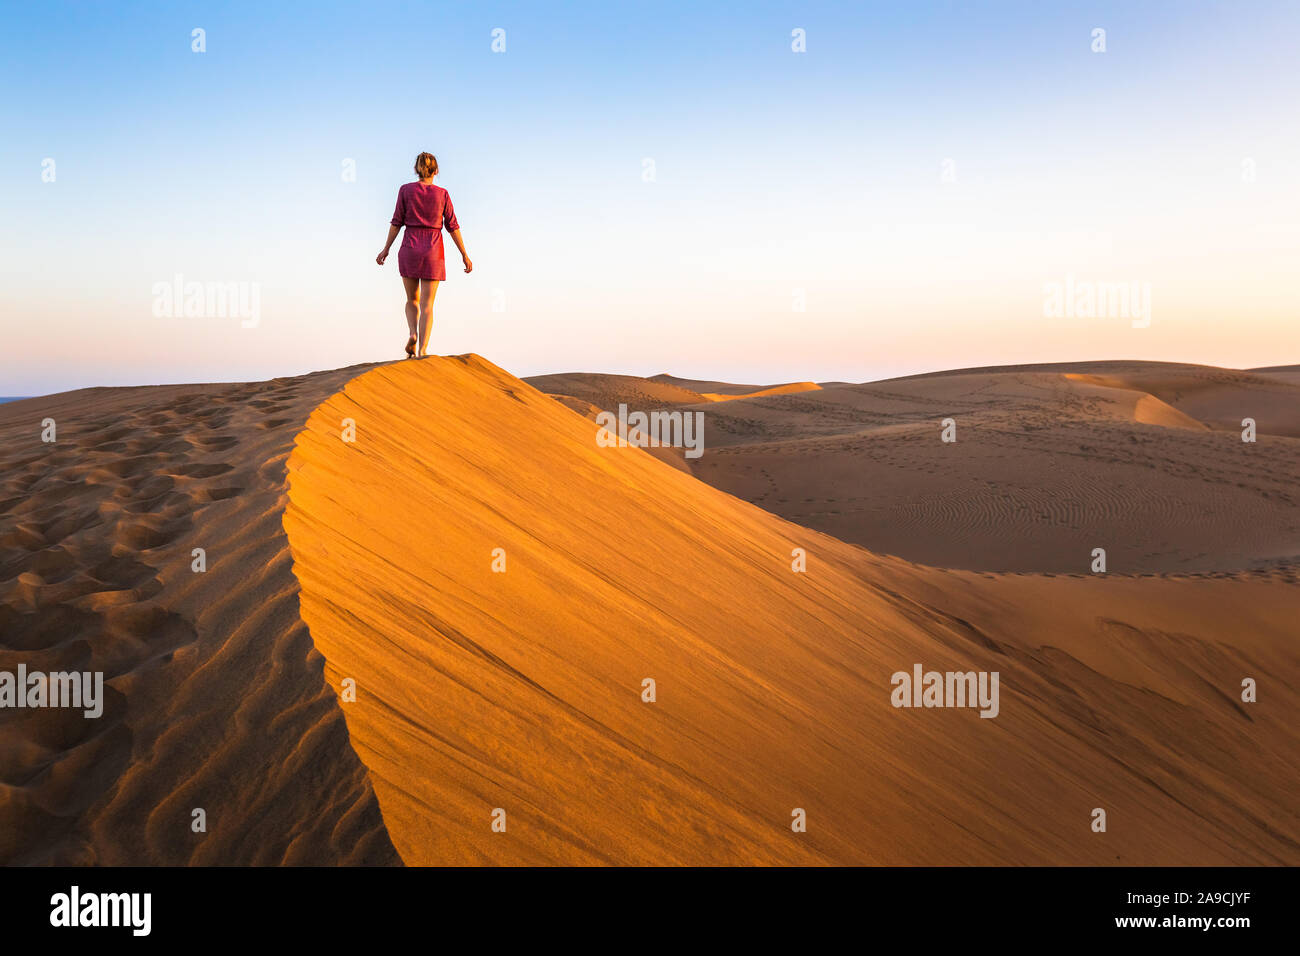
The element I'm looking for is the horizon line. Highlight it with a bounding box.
[4,355,1299,404]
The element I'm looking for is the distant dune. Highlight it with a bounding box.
[532,362,1300,573]
[1250,365,1300,385]
[3,356,1296,865]
[648,373,763,395]
[524,372,822,408]
[523,372,709,409]
[698,382,822,403]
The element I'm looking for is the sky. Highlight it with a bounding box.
[2,0,1298,395]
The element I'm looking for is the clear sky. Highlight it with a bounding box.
[2,0,1298,395]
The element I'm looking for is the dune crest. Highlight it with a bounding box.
[1061,374,1208,430]
[699,382,822,402]
[524,372,822,410]
[523,372,709,409]
[283,355,1299,865]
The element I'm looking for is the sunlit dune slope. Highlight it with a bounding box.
[524,372,821,409]
[1062,367,1300,437]
[1061,374,1208,430]
[284,355,1299,865]
[699,382,822,402]
[649,374,833,398]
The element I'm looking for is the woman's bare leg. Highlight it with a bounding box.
[417,279,439,357]
[401,276,419,342]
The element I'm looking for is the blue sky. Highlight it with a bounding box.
[2,0,1297,394]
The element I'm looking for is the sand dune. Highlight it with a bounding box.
[525,372,822,408]
[1060,365,1300,438]
[698,382,822,403]
[648,373,764,395]
[0,370,397,865]
[529,362,1300,573]
[1061,375,1209,430]
[4,355,1296,865]
[1251,365,1300,388]
[524,372,709,410]
[283,356,1298,865]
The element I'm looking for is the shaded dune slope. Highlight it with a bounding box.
[284,356,1299,865]
[0,370,398,864]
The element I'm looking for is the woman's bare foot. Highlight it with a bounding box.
[405,336,416,358]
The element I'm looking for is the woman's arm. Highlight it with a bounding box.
[449,229,472,273]
[376,225,400,265]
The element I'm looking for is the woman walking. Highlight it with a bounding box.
[376,152,472,358]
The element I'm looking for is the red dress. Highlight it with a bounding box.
[391,182,460,280]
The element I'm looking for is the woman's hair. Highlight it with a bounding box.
[414,152,439,178]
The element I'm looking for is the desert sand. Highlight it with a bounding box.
[530,362,1300,573]
[0,369,397,864]
[2,356,1296,865]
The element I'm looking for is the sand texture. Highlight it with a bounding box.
[2,355,1294,864]
[0,368,397,864]
[533,362,1300,573]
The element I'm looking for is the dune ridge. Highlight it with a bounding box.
[283,356,1299,865]
[524,372,710,409]
[698,382,822,403]
[524,371,822,410]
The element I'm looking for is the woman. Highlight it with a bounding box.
[376,152,472,358]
